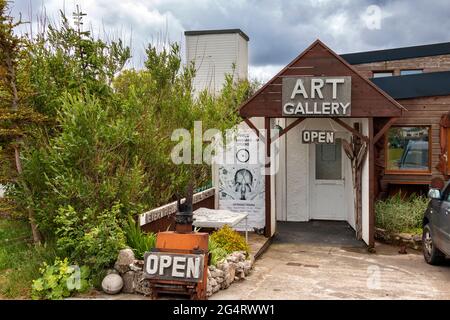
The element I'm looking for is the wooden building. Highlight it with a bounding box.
[238,39,450,247]
[141,39,450,248]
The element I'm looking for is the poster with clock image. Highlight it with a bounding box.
[217,130,265,231]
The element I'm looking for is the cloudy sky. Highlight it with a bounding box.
[10,0,450,81]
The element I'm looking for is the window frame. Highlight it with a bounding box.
[400,69,423,76]
[372,70,394,78]
[384,125,432,175]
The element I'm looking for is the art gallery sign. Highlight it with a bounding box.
[282,77,351,117]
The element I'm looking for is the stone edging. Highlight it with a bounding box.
[375,227,422,250]
[206,251,253,297]
[105,248,253,298]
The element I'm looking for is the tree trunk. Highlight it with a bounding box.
[6,52,43,245]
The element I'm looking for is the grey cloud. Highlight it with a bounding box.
[10,0,450,74]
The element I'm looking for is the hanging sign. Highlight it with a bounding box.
[302,130,335,144]
[144,252,204,282]
[282,77,351,117]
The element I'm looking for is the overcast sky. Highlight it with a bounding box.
[10,0,450,81]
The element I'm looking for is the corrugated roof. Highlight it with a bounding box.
[341,42,450,64]
[371,71,450,99]
[184,29,249,41]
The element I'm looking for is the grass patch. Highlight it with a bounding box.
[0,218,56,299]
[375,194,428,234]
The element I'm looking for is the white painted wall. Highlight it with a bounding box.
[186,32,248,94]
[281,118,358,230]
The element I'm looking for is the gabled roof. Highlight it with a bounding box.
[239,39,406,118]
[341,41,450,65]
[371,71,450,100]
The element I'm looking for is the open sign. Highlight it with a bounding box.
[144,252,204,282]
[302,130,335,144]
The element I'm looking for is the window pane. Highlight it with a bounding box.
[373,71,393,78]
[316,139,342,180]
[387,127,429,171]
[400,69,423,76]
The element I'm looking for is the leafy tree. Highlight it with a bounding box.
[0,0,44,243]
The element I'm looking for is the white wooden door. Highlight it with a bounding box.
[309,138,347,220]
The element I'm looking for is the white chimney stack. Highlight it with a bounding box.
[185,29,249,95]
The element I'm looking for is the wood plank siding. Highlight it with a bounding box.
[239,41,403,118]
[352,55,450,194]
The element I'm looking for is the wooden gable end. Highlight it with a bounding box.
[239,40,406,118]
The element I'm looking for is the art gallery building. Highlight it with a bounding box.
[141,32,450,248]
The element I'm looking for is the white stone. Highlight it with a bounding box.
[102,274,123,294]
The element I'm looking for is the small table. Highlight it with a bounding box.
[193,208,249,242]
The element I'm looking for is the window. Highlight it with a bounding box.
[373,71,393,78]
[386,126,430,172]
[316,139,342,180]
[400,69,423,76]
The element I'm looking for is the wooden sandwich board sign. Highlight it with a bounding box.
[144,252,204,282]
[144,231,209,300]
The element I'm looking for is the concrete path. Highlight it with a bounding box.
[212,222,450,300]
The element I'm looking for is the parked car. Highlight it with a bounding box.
[423,186,450,264]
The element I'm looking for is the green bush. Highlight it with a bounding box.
[375,193,428,234]
[208,238,228,266]
[0,219,57,298]
[123,216,156,259]
[54,203,126,273]
[31,257,90,300]
[210,225,250,255]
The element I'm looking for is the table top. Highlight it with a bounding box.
[193,208,248,228]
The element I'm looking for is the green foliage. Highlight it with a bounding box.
[31,257,90,300]
[210,225,250,255]
[54,203,126,273]
[2,5,254,296]
[0,218,57,298]
[123,216,156,259]
[375,193,428,234]
[208,238,228,266]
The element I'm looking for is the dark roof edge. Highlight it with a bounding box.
[341,41,450,64]
[184,29,249,41]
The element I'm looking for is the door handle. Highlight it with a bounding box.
[445,208,450,215]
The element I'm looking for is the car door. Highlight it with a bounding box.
[438,188,450,255]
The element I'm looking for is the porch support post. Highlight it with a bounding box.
[368,117,375,248]
[373,117,397,144]
[264,117,272,238]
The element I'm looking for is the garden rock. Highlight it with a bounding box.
[102,273,123,294]
[206,251,253,297]
[114,248,135,274]
[122,271,136,294]
[134,271,152,296]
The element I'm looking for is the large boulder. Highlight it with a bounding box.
[102,274,123,294]
[114,248,135,274]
